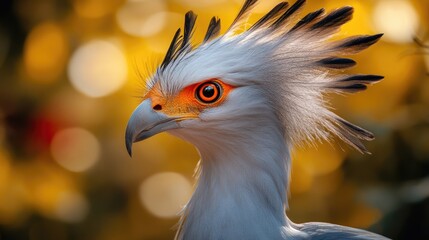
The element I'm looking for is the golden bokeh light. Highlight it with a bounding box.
[293,143,346,177]
[0,177,27,225]
[0,149,11,196]
[68,40,128,98]
[241,0,278,14]
[373,0,419,43]
[145,12,183,53]
[17,161,76,220]
[346,203,382,229]
[45,89,105,126]
[73,0,123,18]
[179,0,228,8]
[50,128,100,172]
[55,191,89,223]
[313,170,344,197]
[116,0,167,37]
[0,111,5,146]
[0,150,28,225]
[23,22,68,83]
[290,160,314,194]
[344,43,420,120]
[425,53,429,73]
[139,172,192,218]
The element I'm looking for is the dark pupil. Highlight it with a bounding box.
[202,85,215,98]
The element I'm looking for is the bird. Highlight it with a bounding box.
[125,0,388,239]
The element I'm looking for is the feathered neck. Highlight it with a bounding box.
[174,111,305,240]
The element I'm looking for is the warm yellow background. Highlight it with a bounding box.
[0,0,428,239]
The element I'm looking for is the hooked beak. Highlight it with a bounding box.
[125,99,180,157]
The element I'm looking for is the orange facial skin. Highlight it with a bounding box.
[144,79,235,119]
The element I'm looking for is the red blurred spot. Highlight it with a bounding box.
[27,116,61,152]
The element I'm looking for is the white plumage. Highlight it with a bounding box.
[125,0,388,239]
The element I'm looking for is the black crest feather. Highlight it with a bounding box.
[335,34,383,53]
[160,28,182,70]
[311,6,353,30]
[180,11,197,52]
[250,2,290,30]
[289,8,325,32]
[334,83,367,93]
[339,75,384,83]
[327,75,383,94]
[204,17,221,43]
[318,57,356,69]
[272,0,306,28]
[160,11,197,70]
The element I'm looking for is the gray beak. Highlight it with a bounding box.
[125,99,180,157]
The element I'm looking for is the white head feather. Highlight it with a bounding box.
[150,0,382,154]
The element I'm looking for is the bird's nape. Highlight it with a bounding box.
[125,0,387,239]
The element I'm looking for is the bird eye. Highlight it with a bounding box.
[195,81,222,104]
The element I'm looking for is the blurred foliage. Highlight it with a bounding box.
[0,0,429,239]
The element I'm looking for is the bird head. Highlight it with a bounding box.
[125,0,383,157]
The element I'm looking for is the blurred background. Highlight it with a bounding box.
[0,0,428,239]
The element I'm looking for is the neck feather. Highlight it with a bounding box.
[176,122,293,239]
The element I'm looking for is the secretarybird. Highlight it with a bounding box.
[125,0,388,239]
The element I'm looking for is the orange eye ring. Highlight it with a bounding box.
[195,81,222,104]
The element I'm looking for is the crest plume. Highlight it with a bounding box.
[203,17,221,42]
[250,2,290,30]
[160,28,182,70]
[181,11,197,52]
[156,0,383,153]
[272,0,305,28]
